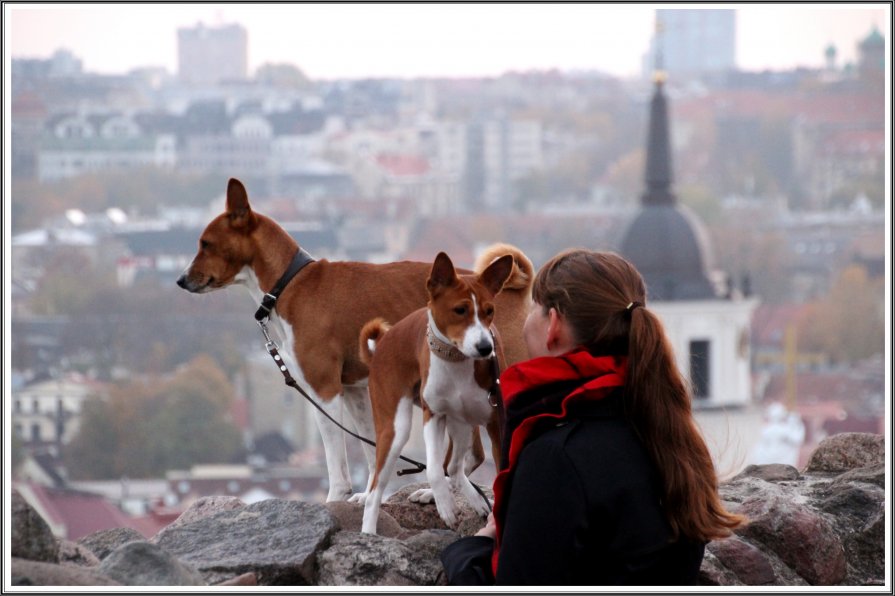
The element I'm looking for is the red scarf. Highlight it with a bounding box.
[490,349,627,577]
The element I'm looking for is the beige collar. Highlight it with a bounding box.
[427,326,468,362]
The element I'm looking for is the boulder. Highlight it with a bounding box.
[317,530,457,586]
[151,495,246,544]
[78,527,145,561]
[803,433,884,474]
[11,558,121,586]
[381,482,491,537]
[324,501,404,537]
[11,490,59,563]
[153,498,338,585]
[57,539,101,567]
[98,541,206,586]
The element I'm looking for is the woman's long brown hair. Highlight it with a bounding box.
[532,248,744,542]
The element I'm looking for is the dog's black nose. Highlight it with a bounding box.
[476,340,493,358]
[176,274,188,289]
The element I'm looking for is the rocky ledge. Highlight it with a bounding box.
[11,432,885,586]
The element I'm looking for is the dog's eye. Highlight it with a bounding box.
[453,305,468,316]
[200,240,211,250]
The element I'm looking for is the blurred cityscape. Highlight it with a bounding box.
[9,12,886,540]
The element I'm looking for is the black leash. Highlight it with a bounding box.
[254,249,497,510]
[258,320,427,476]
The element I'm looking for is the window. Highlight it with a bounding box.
[689,340,711,400]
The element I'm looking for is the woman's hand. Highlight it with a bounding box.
[475,512,497,539]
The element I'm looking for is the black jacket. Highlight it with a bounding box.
[440,391,705,585]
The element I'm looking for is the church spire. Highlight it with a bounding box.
[642,17,676,207]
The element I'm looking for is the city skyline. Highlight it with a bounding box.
[5,3,889,80]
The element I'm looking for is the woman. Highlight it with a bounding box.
[440,249,744,585]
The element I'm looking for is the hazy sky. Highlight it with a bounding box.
[4,3,890,80]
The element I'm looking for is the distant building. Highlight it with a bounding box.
[644,9,736,80]
[463,114,543,212]
[166,463,327,505]
[177,22,248,86]
[857,25,885,81]
[618,71,758,409]
[37,112,176,181]
[11,375,107,452]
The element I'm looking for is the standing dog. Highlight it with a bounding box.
[358,251,513,533]
[177,178,533,502]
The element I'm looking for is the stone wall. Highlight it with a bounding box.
[10,432,885,587]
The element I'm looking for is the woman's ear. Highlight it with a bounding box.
[546,308,563,352]
[546,308,577,354]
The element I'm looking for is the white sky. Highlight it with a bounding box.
[3,3,890,79]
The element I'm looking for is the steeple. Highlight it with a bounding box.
[642,17,676,207]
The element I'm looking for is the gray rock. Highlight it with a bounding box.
[98,541,206,586]
[151,495,246,544]
[830,463,885,489]
[78,527,145,561]
[153,498,337,585]
[817,482,885,584]
[382,482,491,537]
[317,530,454,586]
[734,463,800,483]
[707,535,776,585]
[11,490,59,563]
[698,549,744,586]
[58,539,101,567]
[11,557,121,586]
[735,489,847,584]
[803,432,884,474]
[324,500,403,537]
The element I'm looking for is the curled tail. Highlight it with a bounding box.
[359,318,391,365]
[474,243,534,294]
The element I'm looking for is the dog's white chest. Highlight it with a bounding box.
[422,358,493,425]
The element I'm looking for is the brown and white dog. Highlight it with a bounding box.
[176,178,533,502]
[358,250,516,534]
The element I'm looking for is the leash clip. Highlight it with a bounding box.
[258,319,276,347]
[255,293,278,320]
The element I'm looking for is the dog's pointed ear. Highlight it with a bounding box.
[479,254,514,296]
[226,178,256,229]
[427,252,457,294]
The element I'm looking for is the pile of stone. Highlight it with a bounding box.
[10,432,885,586]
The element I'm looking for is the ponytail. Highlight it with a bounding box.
[627,306,744,542]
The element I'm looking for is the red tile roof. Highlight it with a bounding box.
[15,481,165,540]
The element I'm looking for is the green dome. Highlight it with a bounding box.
[860,26,884,48]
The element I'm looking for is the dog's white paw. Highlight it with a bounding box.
[348,492,368,505]
[436,501,458,529]
[325,487,354,502]
[408,488,435,504]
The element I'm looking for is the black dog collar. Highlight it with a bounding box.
[254,247,315,321]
